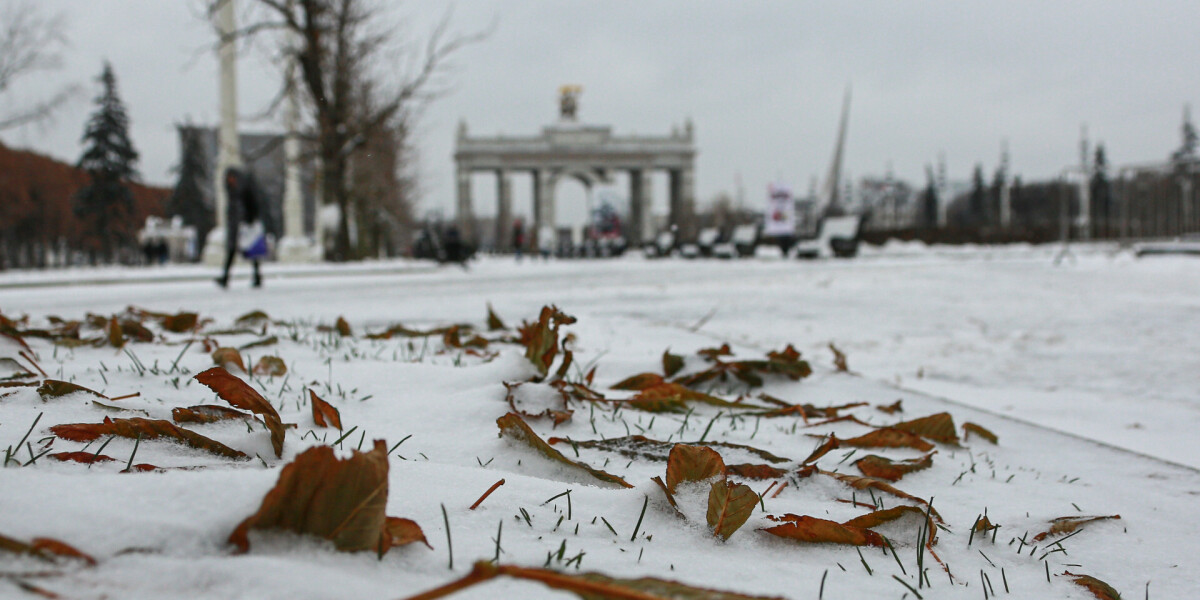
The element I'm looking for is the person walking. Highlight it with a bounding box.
[512,217,525,261]
[215,167,265,289]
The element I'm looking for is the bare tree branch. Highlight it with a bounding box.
[0,1,78,131]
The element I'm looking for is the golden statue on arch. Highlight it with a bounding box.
[559,85,582,121]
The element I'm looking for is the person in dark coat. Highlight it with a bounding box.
[215,167,263,288]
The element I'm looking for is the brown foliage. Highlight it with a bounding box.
[1032,515,1121,542]
[49,451,115,464]
[666,444,725,494]
[401,561,785,600]
[962,422,998,444]
[1065,572,1123,600]
[762,514,884,547]
[517,306,576,378]
[0,142,168,264]
[194,366,285,457]
[309,389,342,430]
[210,347,246,372]
[50,416,247,459]
[497,412,632,488]
[252,356,287,377]
[841,428,935,452]
[854,453,934,482]
[707,480,757,541]
[892,412,959,444]
[229,440,423,554]
[171,404,250,424]
[37,379,106,400]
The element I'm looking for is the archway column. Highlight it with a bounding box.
[456,164,474,242]
[668,167,695,240]
[534,168,557,238]
[628,168,650,246]
[495,170,512,251]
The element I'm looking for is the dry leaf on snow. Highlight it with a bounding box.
[707,479,757,541]
[310,389,342,430]
[194,367,285,457]
[1032,515,1121,542]
[762,514,883,547]
[854,453,934,482]
[171,404,250,424]
[51,416,248,460]
[229,440,424,555]
[210,347,246,372]
[666,444,726,494]
[497,412,632,488]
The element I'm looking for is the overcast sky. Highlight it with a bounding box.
[2,1,1199,226]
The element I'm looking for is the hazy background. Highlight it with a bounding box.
[3,0,1198,226]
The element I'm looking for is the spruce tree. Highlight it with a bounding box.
[921,166,939,230]
[167,127,213,254]
[968,164,987,228]
[75,62,139,262]
[1090,144,1112,237]
[1172,105,1197,163]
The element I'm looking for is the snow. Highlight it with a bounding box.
[0,243,1197,599]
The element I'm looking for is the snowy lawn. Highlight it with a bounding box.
[0,243,1196,599]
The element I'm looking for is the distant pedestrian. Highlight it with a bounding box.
[512,217,525,261]
[216,167,265,289]
[538,225,554,260]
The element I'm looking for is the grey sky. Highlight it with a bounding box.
[2,1,1198,227]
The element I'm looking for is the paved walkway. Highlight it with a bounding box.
[0,259,438,289]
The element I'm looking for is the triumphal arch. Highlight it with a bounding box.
[454,87,696,249]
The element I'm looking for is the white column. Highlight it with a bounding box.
[205,0,242,265]
[495,171,512,251]
[534,169,557,252]
[456,165,474,242]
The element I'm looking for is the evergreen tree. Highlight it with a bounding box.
[921,165,939,230]
[1090,144,1112,237]
[75,62,138,261]
[167,127,213,254]
[968,164,987,228]
[1173,105,1197,163]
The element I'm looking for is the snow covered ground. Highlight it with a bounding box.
[0,243,1196,599]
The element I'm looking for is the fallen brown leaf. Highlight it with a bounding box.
[854,453,934,482]
[497,412,632,488]
[229,440,393,553]
[252,356,287,377]
[49,451,115,464]
[194,366,284,457]
[892,412,959,444]
[38,379,106,400]
[51,416,247,459]
[1032,515,1121,542]
[762,514,883,547]
[666,444,725,494]
[399,561,785,600]
[707,480,757,541]
[610,372,665,391]
[726,463,787,480]
[663,350,686,378]
[310,389,342,430]
[211,347,246,372]
[1065,572,1123,600]
[171,404,251,424]
[841,428,935,452]
[381,517,432,551]
[962,422,998,444]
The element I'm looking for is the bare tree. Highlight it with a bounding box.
[0,1,78,131]
[222,0,487,260]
